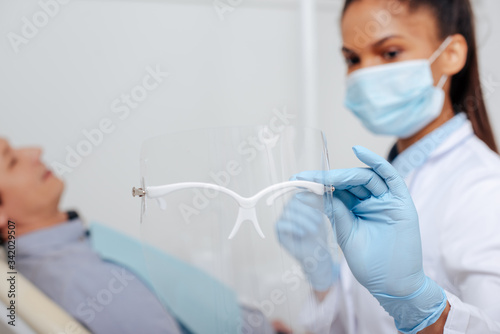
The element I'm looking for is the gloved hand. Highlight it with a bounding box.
[275,192,339,292]
[294,146,447,334]
[277,166,392,292]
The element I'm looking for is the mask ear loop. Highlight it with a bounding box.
[428,36,453,90]
[437,75,449,89]
[428,36,454,64]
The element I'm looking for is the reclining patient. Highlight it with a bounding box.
[0,138,275,334]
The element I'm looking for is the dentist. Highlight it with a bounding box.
[278,0,500,333]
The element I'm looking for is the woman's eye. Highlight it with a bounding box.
[9,158,17,168]
[345,56,360,67]
[383,49,401,60]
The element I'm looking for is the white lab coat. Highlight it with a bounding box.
[301,120,500,333]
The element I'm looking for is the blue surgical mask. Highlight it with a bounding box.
[344,36,453,138]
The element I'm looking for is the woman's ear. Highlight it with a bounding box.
[441,34,469,76]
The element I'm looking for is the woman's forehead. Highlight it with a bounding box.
[341,0,439,50]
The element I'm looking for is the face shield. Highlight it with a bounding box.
[132,126,338,334]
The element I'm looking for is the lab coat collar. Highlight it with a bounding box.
[16,216,88,258]
[426,117,474,160]
[391,113,470,179]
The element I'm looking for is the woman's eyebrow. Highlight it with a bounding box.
[341,46,356,54]
[341,34,404,54]
[372,35,403,47]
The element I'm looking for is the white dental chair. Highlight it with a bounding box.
[0,249,91,334]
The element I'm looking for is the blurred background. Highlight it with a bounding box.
[0,0,498,238]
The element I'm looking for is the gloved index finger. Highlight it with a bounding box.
[292,168,388,197]
[352,146,408,198]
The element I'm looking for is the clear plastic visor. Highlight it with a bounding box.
[135,126,338,334]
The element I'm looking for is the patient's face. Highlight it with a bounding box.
[0,138,64,222]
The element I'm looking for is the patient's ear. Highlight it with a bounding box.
[0,210,8,230]
[0,212,7,243]
[0,194,6,230]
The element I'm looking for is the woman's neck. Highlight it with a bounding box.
[397,97,455,153]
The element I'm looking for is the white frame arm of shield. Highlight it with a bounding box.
[132,180,335,239]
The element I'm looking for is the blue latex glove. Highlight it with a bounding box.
[277,166,391,291]
[275,193,339,292]
[295,146,447,334]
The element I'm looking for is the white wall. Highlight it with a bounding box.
[0,0,310,236]
[0,0,499,237]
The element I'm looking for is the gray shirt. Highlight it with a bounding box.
[16,219,182,334]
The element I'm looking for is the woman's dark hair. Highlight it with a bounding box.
[343,0,498,153]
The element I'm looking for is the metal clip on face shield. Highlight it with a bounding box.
[132,181,334,239]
